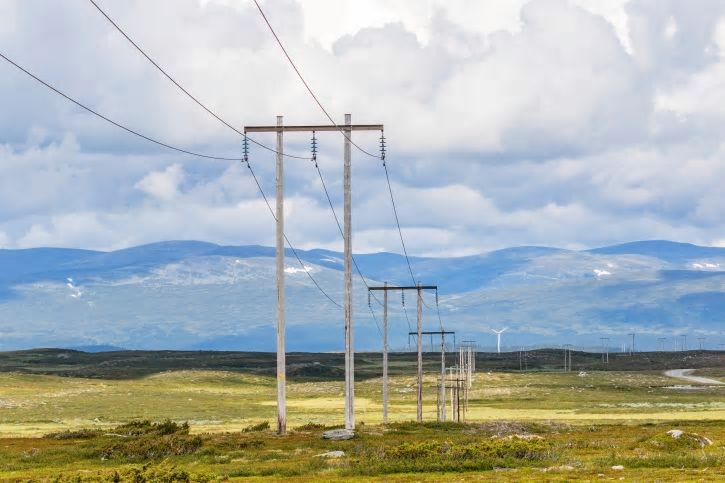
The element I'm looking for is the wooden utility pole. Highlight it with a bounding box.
[245,116,383,433]
[408,329,454,422]
[372,284,437,423]
[417,281,422,422]
[275,115,286,435]
[441,331,446,422]
[343,114,354,430]
[382,282,388,424]
[462,340,476,372]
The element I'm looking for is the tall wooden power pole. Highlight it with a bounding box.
[245,116,383,433]
[417,281,423,422]
[343,114,354,430]
[382,281,388,424]
[275,115,286,434]
[441,331,446,422]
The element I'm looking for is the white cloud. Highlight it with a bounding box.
[1,0,725,256]
[135,164,186,201]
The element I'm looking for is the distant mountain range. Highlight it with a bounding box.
[1,240,725,352]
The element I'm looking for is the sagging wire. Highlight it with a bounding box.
[311,132,384,308]
[242,144,341,309]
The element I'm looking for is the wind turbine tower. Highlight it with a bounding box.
[491,328,508,354]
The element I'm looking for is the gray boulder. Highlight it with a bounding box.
[314,450,345,458]
[322,429,355,440]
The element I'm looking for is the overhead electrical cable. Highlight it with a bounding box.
[254,0,436,330]
[244,159,342,308]
[88,0,309,161]
[382,163,418,285]
[0,52,241,161]
[314,162,383,307]
[252,0,379,159]
[0,50,341,309]
[313,155,385,333]
[86,1,345,307]
[253,0,442,329]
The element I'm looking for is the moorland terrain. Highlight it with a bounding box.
[1,348,725,481]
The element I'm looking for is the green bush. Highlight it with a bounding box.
[42,463,220,482]
[294,422,327,432]
[100,435,203,461]
[450,437,551,459]
[386,440,445,459]
[43,428,102,439]
[112,420,190,436]
[242,420,270,433]
[383,437,550,461]
[645,432,711,451]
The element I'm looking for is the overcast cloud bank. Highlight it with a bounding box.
[1,0,725,256]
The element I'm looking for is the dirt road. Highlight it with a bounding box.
[664,369,724,385]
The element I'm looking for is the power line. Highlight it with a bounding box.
[87,0,362,311]
[366,297,384,339]
[244,159,342,309]
[0,50,341,309]
[88,0,309,161]
[0,52,241,161]
[314,162,384,308]
[382,160,439,321]
[252,0,380,159]
[254,0,437,324]
[382,162,417,285]
[89,0,420,323]
[401,299,414,333]
[251,0,429,319]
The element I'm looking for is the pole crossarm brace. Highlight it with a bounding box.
[408,331,456,336]
[244,124,384,133]
[369,286,437,291]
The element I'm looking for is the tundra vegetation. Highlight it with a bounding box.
[0,349,724,481]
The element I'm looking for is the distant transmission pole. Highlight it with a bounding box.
[371,283,438,423]
[407,330,453,421]
[658,337,667,352]
[246,115,383,433]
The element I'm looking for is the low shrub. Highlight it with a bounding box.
[242,421,269,433]
[100,435,203,460]
[384,437,550,461]
[294,422,327,431]
[112,419,190,436]
[45,462,221,482]
[43,428,102,439]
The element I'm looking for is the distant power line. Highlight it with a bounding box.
[0,52,240,162]
[252,0,380,159]
[252,0,439,327]
[88,0,309,161]
[0,50,342,309]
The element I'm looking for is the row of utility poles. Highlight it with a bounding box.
[437,345,475,422]
[247,115,461,434]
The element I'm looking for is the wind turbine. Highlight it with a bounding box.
[491,327,508,353]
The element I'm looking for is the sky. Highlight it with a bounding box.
[1,0,725,257]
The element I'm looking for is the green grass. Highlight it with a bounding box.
[1,349,725,481]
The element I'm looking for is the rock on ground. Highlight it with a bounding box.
[322,429,355,440]
[314,451,345,458]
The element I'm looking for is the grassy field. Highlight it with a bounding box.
[1,349,725,481]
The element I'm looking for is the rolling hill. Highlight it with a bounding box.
[1,240,724,352]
